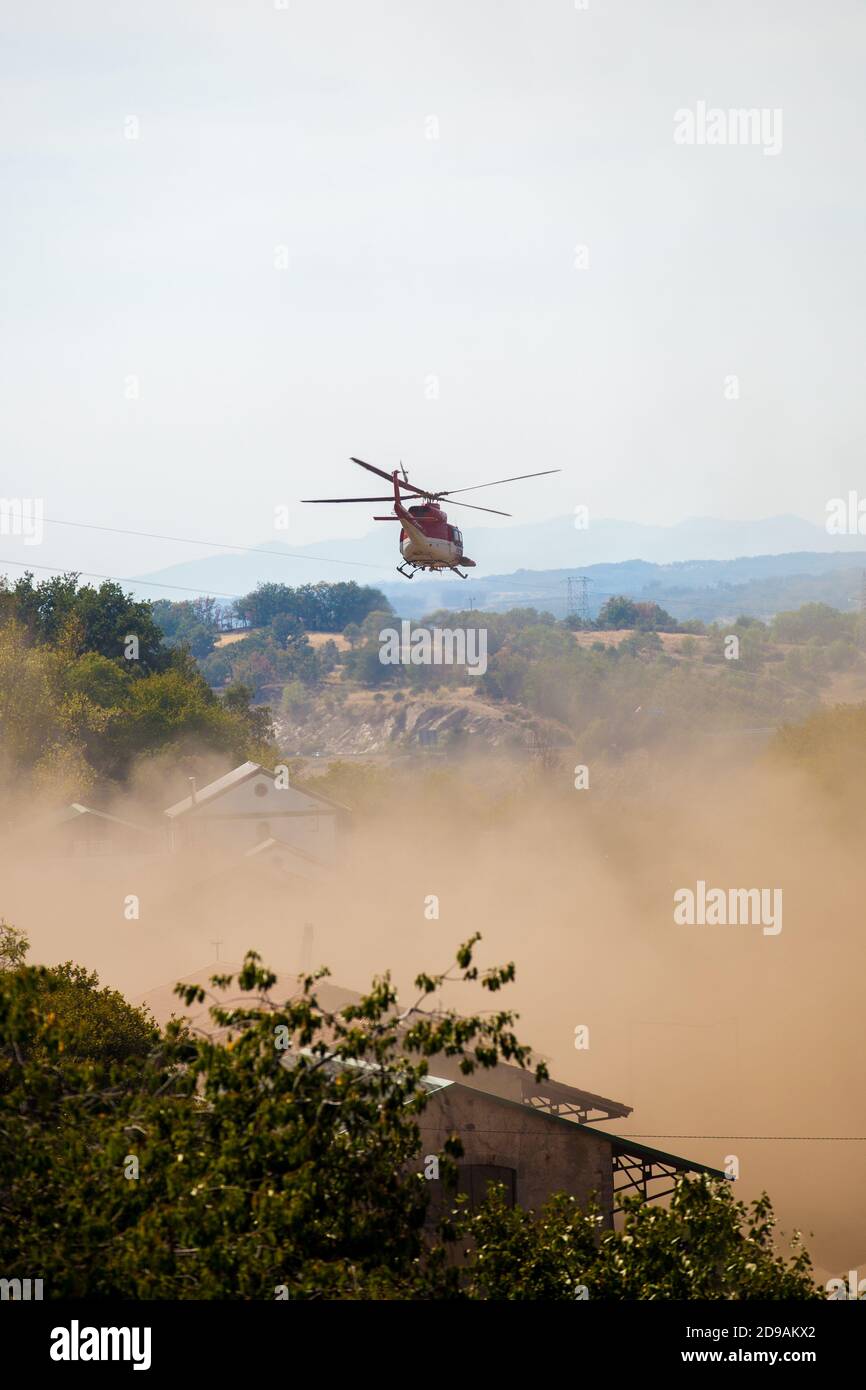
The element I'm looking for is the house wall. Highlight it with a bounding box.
[419,1085,615,1226]
[54,817,156,858]
[170,772,338,863]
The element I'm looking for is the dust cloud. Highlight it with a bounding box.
[1,740,862,1282]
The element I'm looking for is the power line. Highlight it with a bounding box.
[620,1134,866,1142]
[39,516,391,572]
[0,503,400,597]
[0,556,244,599]
[417,1126,866,1141]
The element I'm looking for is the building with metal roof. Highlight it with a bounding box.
[419,1054,725,1223]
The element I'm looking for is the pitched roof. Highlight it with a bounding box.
[244,836,322,863]
[164,762,349,818]
[412,1032,631,1123]
[164,762,261,817]
[427,1081,726,1178]
[44,803,155,833]
[244,837,328,880]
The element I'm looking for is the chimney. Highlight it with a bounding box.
[188,776,197,805]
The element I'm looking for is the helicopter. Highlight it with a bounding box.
[302,457,561,578]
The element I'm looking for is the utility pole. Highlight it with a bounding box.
[300,922,314,976]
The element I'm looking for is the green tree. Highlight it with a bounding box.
[460,1177,818,1299]
[236,582,393,632]
[18,962,158,1065]
[104,668,273,776]
[0,620,68,770]
[0,593,273,792]
[222,682,274,747]
[597,595,640,629]
[0,936,819,1300]
[770,701,866,796]
[0,921,28,970]
[199,648,233,686]
[270,612,305,646]
[65,652,130,708]
[596,596,677,632]
[151,597,221,660]
[345,639,394,687]
[0,937,542,1298]
[3,573,168,672]
[771,603,850,645]
[280,679,309,717]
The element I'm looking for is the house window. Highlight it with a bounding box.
[254,782,268,798]
[457,1164,516,1209]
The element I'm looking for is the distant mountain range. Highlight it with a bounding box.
[399,552,866,623]
[131,513,866,622]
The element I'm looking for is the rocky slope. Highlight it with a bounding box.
[270,687,568,757]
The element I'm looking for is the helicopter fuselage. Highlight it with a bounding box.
[399,502,471,570]
[375,480,476,575]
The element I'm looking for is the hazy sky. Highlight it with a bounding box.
[2,0,865,584]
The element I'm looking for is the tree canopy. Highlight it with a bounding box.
[0,578,274,794]
[235,581,392,632]
[0,934,819,1300]
[596,596,678,631]
[1,573,169,672]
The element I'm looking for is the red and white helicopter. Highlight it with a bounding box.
[302,457,560,578]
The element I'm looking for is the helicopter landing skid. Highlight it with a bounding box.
[398,561,469,579]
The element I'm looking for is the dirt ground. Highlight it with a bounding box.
[215,628,351,652]
[571,629,709,652]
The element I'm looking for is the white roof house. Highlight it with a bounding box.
[243,836,330,882]
[40,803,159,857]
[164,762,347,865]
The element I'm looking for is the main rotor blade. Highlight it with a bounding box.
[350,457,428,498]
[438,468,561,497]
[302,496,395,503]
[445,499,511,517]
[350,456,395,483]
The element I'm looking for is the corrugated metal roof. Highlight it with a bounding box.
[431,1082,726,1179]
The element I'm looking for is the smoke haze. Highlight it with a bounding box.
[2,741,861,1281]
